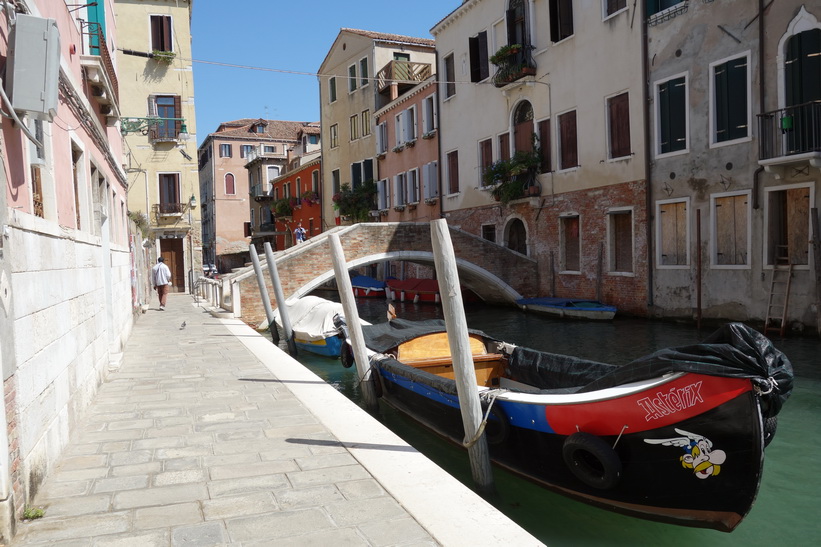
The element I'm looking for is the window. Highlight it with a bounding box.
[296,177,302,196]
[498,132,510,161]
[444,54,456,98]
[376,122,388,155]
[351,159,374,188]
[332,169,340,195]
[311,169,319,192]
[408,169,420,204]
[538,119,551,172]
[479,138,493,186]
[264,145,276,154]
[712,192,750,267]
[657,75,687,155]
[350,115,359,141]
[348,64,357,92]
[284,182,291,198]
[423,161,439,199]
[150,95,181,140]
[608,92,631,159]
[609,209,634,273]
[159,173,180,213]
[360,57,369,87]
[267,165,280,184]
[422,93,437,134]
[647,0,684,16]
[561,214,580,272]
[224,173,235,195]
[482,225,496,243]
[469,31,489,82]
[446,150,459,194]
[549,0,574,43]
[377,179,390,209]
[240,145,254,158]
[329,77,337,103]
[657,199,688,266]
[395,107,417,145]
[764,184,812,266]
[711,54,749,144]
[604,0,627,18]
[252,123,265,133]
[507,0,531,48]
[361,110,371,137]
[394,173,407,206]
[558,110,578,169]
[150,15,172,52]
[330,124,339,148]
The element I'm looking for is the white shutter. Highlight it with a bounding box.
[425,161,439,198]
[376,123,383,154]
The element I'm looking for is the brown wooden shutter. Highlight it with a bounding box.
[162,16,172,51]
[559,111,577,169]
[499,133,510,161]
[538,119,551,173]
[174,95,182,136]
[609,93,631,158]
[448,151,459,194]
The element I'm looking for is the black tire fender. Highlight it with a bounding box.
[369,368,383,399]
[340,343,354,369]
[562,432,622,490]
[481,402,509,446]
[763,416,778,448]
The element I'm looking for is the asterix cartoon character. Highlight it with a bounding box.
[644,428,726,479]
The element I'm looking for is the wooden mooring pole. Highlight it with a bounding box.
[263,242,297,356]
[430,219,494,494]
[248,244,278,345]
[328,234,378,411]
[811,208,821,337]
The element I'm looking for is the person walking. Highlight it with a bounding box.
[294,222,307,244]
[151,257,172,310]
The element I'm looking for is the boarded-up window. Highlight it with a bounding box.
[714,194,748,265]
[610,210,633,273]
[608,93,631,158]
[479,138,493,186]
[444,54,456,98]
[538,119,551,173]
[767,187,810,265]
[561,215,580,271]
[559,111,578,169]
[224,173,235,195]
[659,200,687,265]
[447,151,459,194]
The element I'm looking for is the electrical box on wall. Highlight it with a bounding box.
[5,14,60,121]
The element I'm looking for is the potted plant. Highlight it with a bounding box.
[332,180,378,223]
[301,190,319,205]
[152,50,175,64]
[273,198,292,218]
[490,44,522,66]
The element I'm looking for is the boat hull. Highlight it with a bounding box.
[294,335,343,357]
[518,298,617,320]
[375,364,762,532]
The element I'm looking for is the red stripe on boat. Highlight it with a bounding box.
[544,374,751,436]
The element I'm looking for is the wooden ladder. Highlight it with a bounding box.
[764,245,793,337]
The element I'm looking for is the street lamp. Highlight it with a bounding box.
[188,194,197,294]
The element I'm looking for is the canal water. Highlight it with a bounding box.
[294,291,820,545]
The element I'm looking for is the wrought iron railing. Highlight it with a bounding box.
[758,101,821,160]
[377,61,432,93]
[492,46,537,88]
[152,202,189,222]
[80,22,119,102]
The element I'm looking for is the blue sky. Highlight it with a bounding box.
[191,1,459,146]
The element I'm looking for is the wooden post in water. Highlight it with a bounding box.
[811,208,821,336]
[263,242,297,355]
[430,219,494,493]
[248,244,278,345]
[696,209,702,331]
[328,234,378,411]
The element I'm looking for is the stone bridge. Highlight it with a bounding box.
[216,223,539,327]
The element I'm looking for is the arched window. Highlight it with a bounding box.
[785,28,821,107]
[224,173,235,195]
[513,101,534,152]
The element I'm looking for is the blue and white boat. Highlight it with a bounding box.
[517,297,617,320]
[273,296,350,357]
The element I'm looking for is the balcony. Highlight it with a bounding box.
[152,202,192,224]
[79,22,119,123]
[377,60,432,97]
[251,183,274,202]
[758,101,821,177]
[492,45,537,88]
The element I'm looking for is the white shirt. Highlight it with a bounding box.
[152,262,172,286]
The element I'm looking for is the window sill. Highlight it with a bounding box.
[603,8,628,23]
[709,135,752,150]
[710,264,751,270]
[656,264,690,270]
[559,270,581,276]
[608,271,635,277]
[654,148,689,160]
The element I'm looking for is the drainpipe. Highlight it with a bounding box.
[642,2,654,310]
[753,0,765,210]
[435,48,445,218]
[318,74,327,228]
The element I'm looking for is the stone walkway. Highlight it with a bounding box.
[11,293,541,546]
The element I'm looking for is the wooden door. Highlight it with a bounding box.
[160,238,185,292]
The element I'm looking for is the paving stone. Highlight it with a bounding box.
[112,483,208,510]
[358,517,435,546]
[225,508,333,543]
[201,492,278,521]
[110,462,163,477]
[287,464,371,488]
[336,478,388,501]
[171,522,227,546]
[40,494,111,518]
[153,469,206,486]
[295,452,357,471]
[94,530,169,547]
[134,502,203,530]
[253,527,366,546]
[206,474,290,498]
[14,512,130,543]
[208,460,298,480]
[325,497,408,526]
[274,484,345,510]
